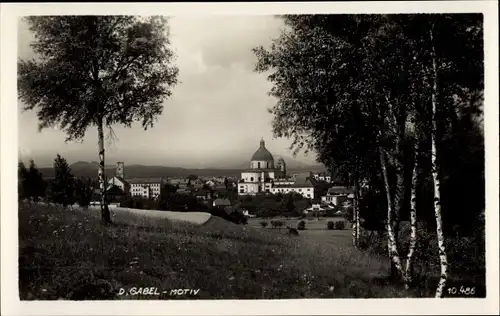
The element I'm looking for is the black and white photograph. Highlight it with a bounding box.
[1,1,499,315]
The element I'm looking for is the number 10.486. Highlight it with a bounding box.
[447,286,475,295]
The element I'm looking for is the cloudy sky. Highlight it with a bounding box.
[17,16,319,168]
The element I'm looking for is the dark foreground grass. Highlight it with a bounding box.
[20,203,420,300]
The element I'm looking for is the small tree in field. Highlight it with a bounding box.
[18,161,28,201]
[25,160,46,202]
[75,177,95,208]
[49,154,76,207]
[18,16,179,224]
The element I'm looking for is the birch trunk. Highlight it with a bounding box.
[355,176,360,247]
[384,92,404,269]
[97,120,112,224]
[352,174,359,247]
[379,146,406,280]
[430,27,448,298]
[405,142,419,289]
[352,202,358,247]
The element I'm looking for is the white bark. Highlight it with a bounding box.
[97,120,111,224]
[379,146,406,279]
[352,176,359,247]
[405,143,419,288]
[355,178,360,247]
[430,27,448,298]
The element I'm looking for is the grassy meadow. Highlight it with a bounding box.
[19,203,466,300]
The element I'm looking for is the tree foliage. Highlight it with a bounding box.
[18,16,179,223]
[18,16,179,140]
[254,14,484,290]
[49,154,76,206]
[18,161,29,201]
[75,177,96,207]
[19,160,47,202]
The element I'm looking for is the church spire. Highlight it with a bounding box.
[260,137,265,148]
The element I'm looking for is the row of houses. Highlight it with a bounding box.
[105,162,237,200]
[104,162,358,214]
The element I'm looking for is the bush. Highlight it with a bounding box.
[297,220,306,230]
[228,210,248,225]
[343,206,354,223]
[208,207,247,225]
[260,221,268,228]
[327,221,334,230]
[334,221,345,230]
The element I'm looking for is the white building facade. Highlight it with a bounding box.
[129,178,166,199]
[238,139,286,195]
[237,139,315,199]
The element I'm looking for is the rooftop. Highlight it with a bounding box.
[327,186,354,195]
[126,177,165,184]
[213,198,231,206]
[251,139,274,162]
[273,176,315,188]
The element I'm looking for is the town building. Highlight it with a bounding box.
[237,139,316,199]
[313,172,333,183]
[107,162,166,199]
[213,198,231,208]
[321,186,354,206]
[270,174,316,199]
[128,177,166,199]
[237,138,286,195]
[194,188,212,200]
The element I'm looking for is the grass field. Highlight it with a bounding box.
[19,203,436,300]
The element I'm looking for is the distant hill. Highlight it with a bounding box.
[38,161,325,179]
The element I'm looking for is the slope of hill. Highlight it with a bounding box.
[18,203,417,300]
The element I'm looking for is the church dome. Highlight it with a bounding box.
[251,139,274,162]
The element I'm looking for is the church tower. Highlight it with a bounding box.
[116,162,124,178]
[276,157,287,178]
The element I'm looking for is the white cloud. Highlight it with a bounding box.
[17,15,318,167]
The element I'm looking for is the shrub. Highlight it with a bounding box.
[344,206,354,223]
[260,221,268,228]
[297,220,306,230]
[327,221,334,230]
[208,207,247,225]
[228,210,248,225]
[334,221,345,230]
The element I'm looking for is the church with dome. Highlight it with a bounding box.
[238,139,315,199]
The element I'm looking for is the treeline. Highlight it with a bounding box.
[18,155,95,207]
[254,14,484,296]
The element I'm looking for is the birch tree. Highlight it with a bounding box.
[18,16,179,224]
[415,14,483,297]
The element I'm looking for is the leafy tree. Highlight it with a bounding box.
[187,174,198,181]
[253,15,383,248]
[283,194,296,213]
[253,14,484,294]
[75,177,96,208]
[25,160,47,202]
[49,154,76,207]
[18,16,179,224]
[161,183,178,195]
[18,161,28,201]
